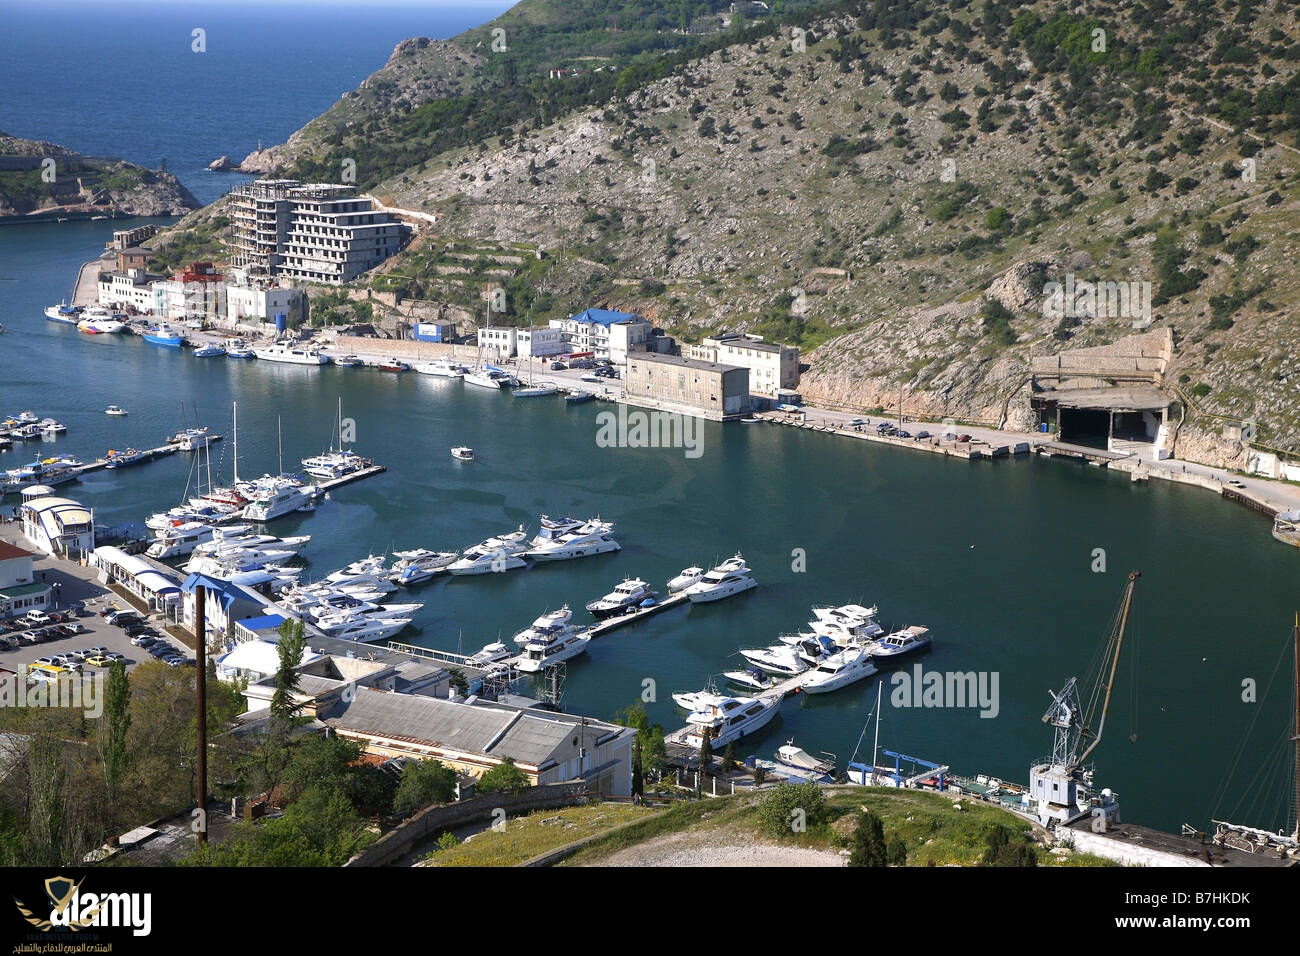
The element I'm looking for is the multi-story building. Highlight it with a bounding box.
[97,266,162,314]
[549,308,650,360]
[225,271,305,327]
[153,262,225,321]
[516,326,568,358]
[229,179,405,285]
[478,326,517,358]
[686,332,799,398]
[624,352,750,420]
[0,541,48,620]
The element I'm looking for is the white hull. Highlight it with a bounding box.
[686,576,757,603]
[414,360,467,377]
[463,370,508,389]
[798,649,879,694]
[447,554,528,575]
[252,344,328,364]
[683,695,781,749]
[525,537,621,562]
[515,634,591,672]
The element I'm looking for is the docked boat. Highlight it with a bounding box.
[723,667,780,692]
[414,357,469,377]
[683,553,757,603]
[869,626,933,660]
[38,419,67,437]
[514,619,591,673]
[332,354,364,368]
[667,566,706,593]
[242,480,318,522]
[682,694,781,750]
[313,611,412,643]
[301,448,372,481]
[44,303,83,324]
[388,548,458,585]
[765,740,838,783]
[251,342,328,364]
[225,339,256,359]
[809,603,885,644]
[738,644,809,677]
[446,526,530,575]
[143,323,184,347]
[672,686,728,711]
[326,554,390,585]
[451,446,475,461]
[0,458,81,495]
[105,405,128,416]
[168,426,214,451]
[192,342,226,357]
[376,357,410,372]
[78,312,125,334]
[466,641,514,669]
[103,447,150,469]
[585,577,654,618]
[512,382,559,398]
[798,645,879,694]
[511,606,574,645]
[564,390,594,405]
[527,514,586,548]
[792,633,840,667]
[463,366,514,389]
[145,521,252,560]
[523,517,619,562]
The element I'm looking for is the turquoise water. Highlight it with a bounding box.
[1,219,1297,838]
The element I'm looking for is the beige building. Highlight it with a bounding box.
[686,332,799,398]
[625,352,750,420]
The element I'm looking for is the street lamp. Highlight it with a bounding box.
[51,583,61,609]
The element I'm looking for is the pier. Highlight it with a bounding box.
[583,592,689,638]
[69,435,224,476]
[312,463,388,493]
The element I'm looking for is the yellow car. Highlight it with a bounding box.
[84,654,114,667]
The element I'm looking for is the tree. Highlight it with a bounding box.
[887,835,908,866]
[393,759,457,817]
[630,735,644,797]
[849,809,888,866]
[698,727,714,772]
[721,740,736,773]
[266,618,307,788]
[983,825,1039,866]
[446,667,469,697]
[756,782,826,838]
[101,659,131,810]
[478,757,529,794]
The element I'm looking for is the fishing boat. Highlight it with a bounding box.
[192,342,226,357]
[105,405,128,416]
[451,446,475,461]
[143,322,184,347]
[225,339,256,359]
[44,303,83,324]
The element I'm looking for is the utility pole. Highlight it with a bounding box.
[195,585,208,846]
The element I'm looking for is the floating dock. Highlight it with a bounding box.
[313,463,387,493]
[70,435,224,476]
[584,592,689,638]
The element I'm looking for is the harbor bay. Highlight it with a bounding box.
[1,220,1296,840]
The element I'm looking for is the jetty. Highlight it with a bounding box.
[71,434,224,476]
[312,463,387,494]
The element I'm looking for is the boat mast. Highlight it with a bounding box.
[1076,569,1141,769]
[872,680,883,774]
[231,401,239,484]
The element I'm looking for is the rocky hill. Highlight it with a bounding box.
[0,132,199,218]
[157,0,1300,460]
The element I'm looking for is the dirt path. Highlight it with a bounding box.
[585,829,847,867]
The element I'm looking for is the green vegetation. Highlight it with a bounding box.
[477,756,530,794]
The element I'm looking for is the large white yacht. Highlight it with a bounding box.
[798,646,879,694]
[526,514,586,548]
[523,517,620,562]
[585,577,654,619]
[414,357,469,377]
[146,521,252,560]
[683,553,757,603]
[242,480,318,522]
[868,626,933,660]
[666,565,706,594]
[446,526,530,575]
[514,619,591,673]
[251,342,328,364]
[809,603,885,645]
[312,611,412,643]
[738,644,809,677]
[682,694,782,750]
[388,548,458,585]
[301,449,371,481]
[511,606,574,645]
[463,366,515,389]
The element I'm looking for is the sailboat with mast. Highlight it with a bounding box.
[1207,615,1300,858]
[301,398,372,480]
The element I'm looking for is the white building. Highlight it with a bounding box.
[20,495,95,560]
[90,546,183,614]
[686,332,799,398]
[478,326,517,359]
[516,326,568,358]
[229,180,405,285]
[0,541,48,620]
[152,263,226,321]
[549,308,649,360]
[225,276,305,327]
[98,267,160,314]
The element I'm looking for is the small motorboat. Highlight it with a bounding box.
[105,405,128,416]
[193,343,226,357]
[565,391,594,405]
[451,446,475,461]
[333,355,364,368]
[377,358,410,372]
[225,339,256,359]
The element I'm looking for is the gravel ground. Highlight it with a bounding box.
[590,829,848,867]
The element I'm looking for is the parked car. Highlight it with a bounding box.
[24,611,53,626]
[1227,479,1247,489]
[849,418,867,426]
[876,422,893,433]
[106,608,143,626]
[956,434,972,442]
[149,643,177,658]
[550,361,566,370]
[130,634,159,648]
[64,622,86,635]
[123,623,154,636]
[915,430,930,439]
[84,655,114,667]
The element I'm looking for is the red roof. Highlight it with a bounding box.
[0,541,35,562]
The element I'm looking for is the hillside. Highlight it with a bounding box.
[159,0,1300,462]
[0,132,199,218]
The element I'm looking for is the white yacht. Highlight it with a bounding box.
[869,626,933,660]
[682,694,782,750]
[146,521,252,560]
[723,667,780,692]
[511,606,575,645]
[312,612,412,643]
[809,603,885,644]
[527,514,586,548]
[184,547,299,575]
[798,646,879,694]
[301,449,371,481]
[672,686,728,711]
[666,565,706,593]
[514,621,591,673]
[683,553,757,603]
[738,644,809,677]
[242,481,318,522]
[446,526,530,575]
[78,312,125,334]
[251,342,328,364]
[463,366,514,389]
[173,427,214,452]
[523,517,620,562]
[466,641,514,669]
[414,357,469,377]
[327,554,389,584]
[585,577,654,619]
[388,548,458,585]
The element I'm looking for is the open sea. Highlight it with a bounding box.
[0,1,1297,842]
